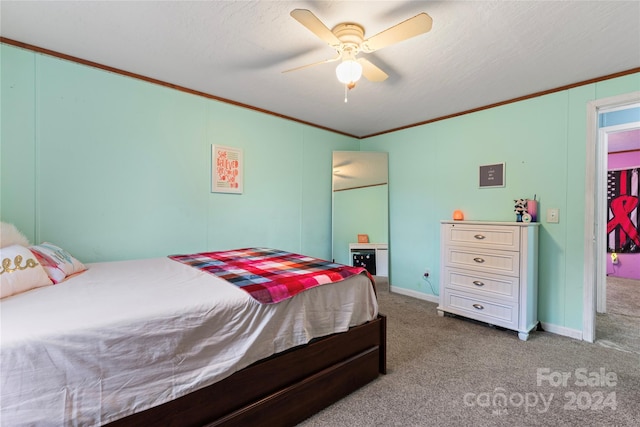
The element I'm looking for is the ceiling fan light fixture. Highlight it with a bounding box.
[335,60,362,85]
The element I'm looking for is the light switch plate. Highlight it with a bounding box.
[547,208,559,223]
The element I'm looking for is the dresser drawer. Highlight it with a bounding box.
[444,247,520,277]
[443,223,520,251]
[443,267,519,302]
[443,290,518,330]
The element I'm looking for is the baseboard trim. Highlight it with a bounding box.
[390,286,439,304]
[539,322,583,340]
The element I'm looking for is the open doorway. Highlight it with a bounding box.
[598,124,640,353]
[583,92,640,346]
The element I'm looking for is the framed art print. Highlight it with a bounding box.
[212,145,243,194]
[479,162,505,188]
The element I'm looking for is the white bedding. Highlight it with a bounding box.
[0,257,378,426]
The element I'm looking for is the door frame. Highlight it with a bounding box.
[597,123,640,314]
[583,91,640,343]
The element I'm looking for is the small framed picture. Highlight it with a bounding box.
[212,145,243,194]
[479,162,505,188]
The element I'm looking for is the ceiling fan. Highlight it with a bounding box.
[284,9,433,91]
[332,160,355,179]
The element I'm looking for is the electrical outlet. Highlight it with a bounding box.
[547,208,559,223]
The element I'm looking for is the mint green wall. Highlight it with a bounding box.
[0,44,359,262]
[332,184,388,265]
[3,43,639,333]
[362,72,640,331]
[1,46,36,238]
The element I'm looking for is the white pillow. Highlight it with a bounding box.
[0,222,30,248]
[0,245,53,299]
[29,242,87,284]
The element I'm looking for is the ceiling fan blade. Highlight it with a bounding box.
[333,160,352,169]
[291,9,341,47]
[358,58,389,82]
[282,54,340,73]
[333,173,355,179]
[362,13,433,53]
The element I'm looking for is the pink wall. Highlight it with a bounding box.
[606,252,640,279]
[608,151,640,170]
[607,137,640,280]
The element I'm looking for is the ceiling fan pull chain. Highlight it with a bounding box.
[344,85,348,103]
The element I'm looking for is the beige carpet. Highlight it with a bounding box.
[299,279,640,427]
[596,276,640,354]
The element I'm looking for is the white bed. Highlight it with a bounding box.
[0,256,378,426]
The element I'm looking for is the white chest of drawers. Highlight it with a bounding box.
[437,221,539,341]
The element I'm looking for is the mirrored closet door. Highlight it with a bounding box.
[332,151,389,277]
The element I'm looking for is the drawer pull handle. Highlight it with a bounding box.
[473,257,485,263]
[474,234,486,240]
[473,280,485,287]
[472,303,484,310]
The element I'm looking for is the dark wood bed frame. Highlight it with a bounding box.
[107,314,386,427]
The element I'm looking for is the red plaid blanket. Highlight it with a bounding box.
[169,248,373,304]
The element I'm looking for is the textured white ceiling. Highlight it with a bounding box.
[1,1,639,138]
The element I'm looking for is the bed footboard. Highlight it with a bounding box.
[107,314,387,427]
